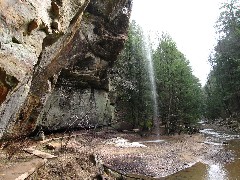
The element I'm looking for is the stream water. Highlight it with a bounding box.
[165,128,240,180]
[103,126,240,179]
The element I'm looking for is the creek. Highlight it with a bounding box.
[119,125,240,179]
[98,124,240,179]
[165,127,240,180]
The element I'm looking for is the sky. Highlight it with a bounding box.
[130,0,224,85]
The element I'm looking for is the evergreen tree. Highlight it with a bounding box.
[153,34,203,133]
[112,21,153,130]
[113,24,203,134]
[205,0,240,122]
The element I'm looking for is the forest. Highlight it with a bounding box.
[204,0,240,132]
[1,1,240,179]
[112,0,240,134]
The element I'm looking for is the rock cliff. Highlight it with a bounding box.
[0,0,132,139]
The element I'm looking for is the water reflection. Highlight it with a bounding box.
[165,162,229,180]
[165,162,208,180]
[207,163,227,180]
[165,129,240,180]
[225,140,240,180]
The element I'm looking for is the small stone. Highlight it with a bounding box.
[45,142,61,150]
[38,131,45,141]
[132,129,140,133]
[51,2,60,18]
[51,20,60,30]
[27,19,39,34]
[12,36,21,44]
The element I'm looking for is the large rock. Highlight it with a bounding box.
[0,0,132,139]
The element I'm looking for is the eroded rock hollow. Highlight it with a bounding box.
[0,0,132,139]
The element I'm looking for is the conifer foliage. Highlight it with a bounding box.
[204,0,240,124]
[113,21,203,133]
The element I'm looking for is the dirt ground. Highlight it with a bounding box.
[0,130,234,179]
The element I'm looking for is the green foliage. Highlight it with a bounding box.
[153,34,203,132]
[205,0,240,120]
[113,22,203,133]
[112,20,153,129]
[204,71,225,119]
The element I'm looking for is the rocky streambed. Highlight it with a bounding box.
[95,133,234,179]
[0,128,238,179]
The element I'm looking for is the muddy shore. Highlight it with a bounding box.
[95,132,233,178]
[0,130,234,179]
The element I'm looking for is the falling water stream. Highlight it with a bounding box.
[142,32,160,136]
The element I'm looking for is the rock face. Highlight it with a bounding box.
[0,0,132,139]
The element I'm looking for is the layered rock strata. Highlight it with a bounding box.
[0,0,132,138]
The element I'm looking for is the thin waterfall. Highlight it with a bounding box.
[142,32,160,136]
